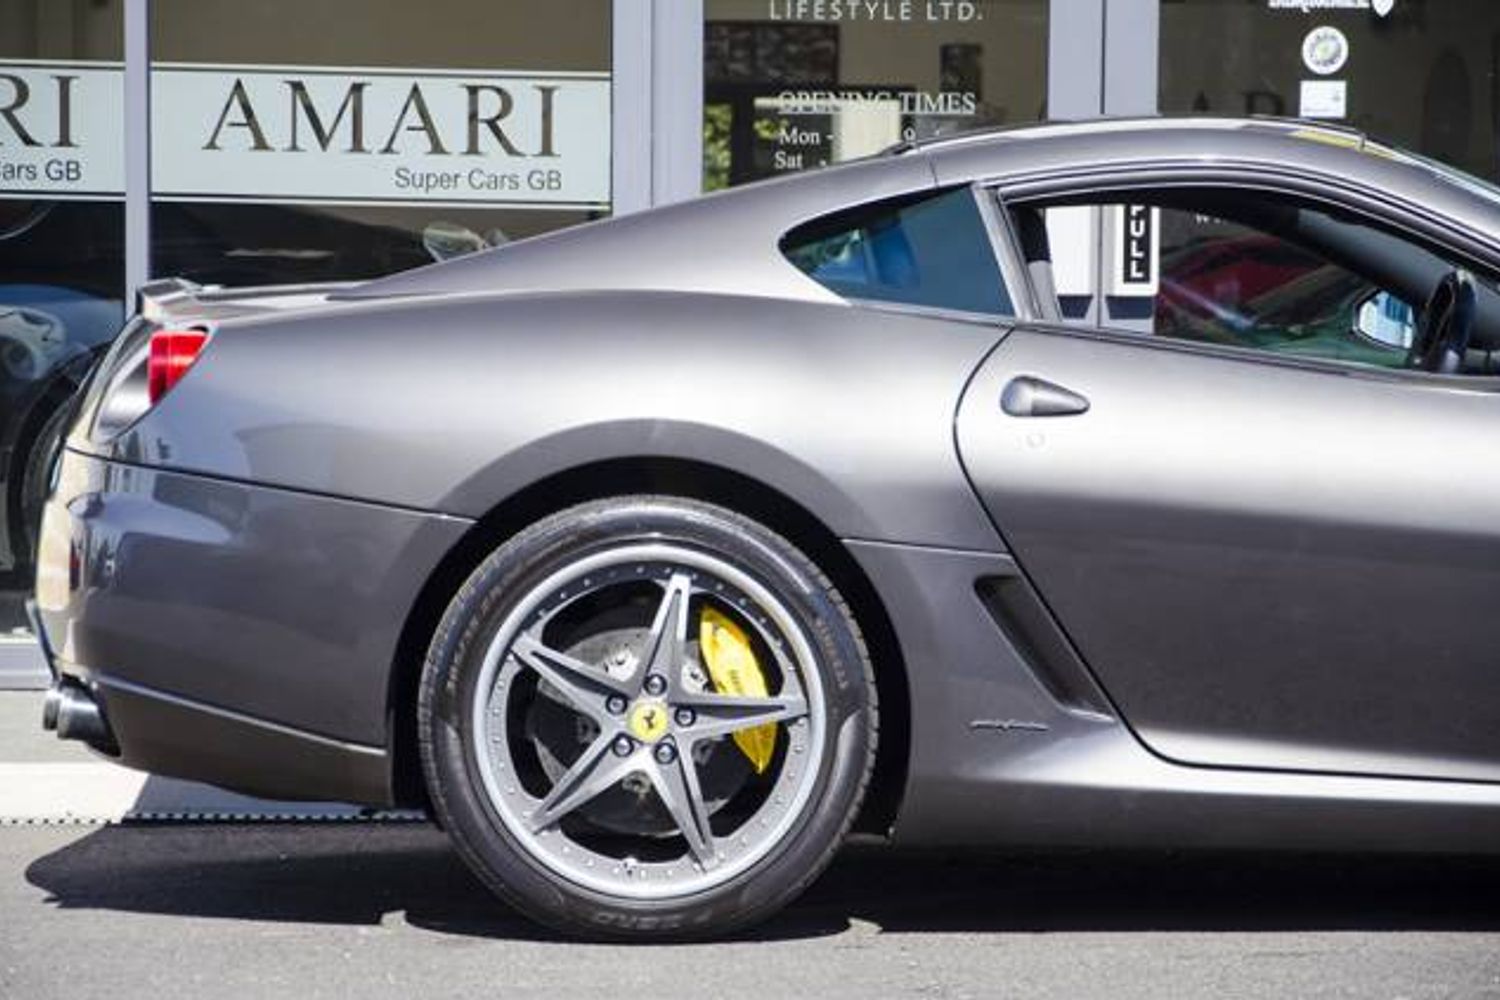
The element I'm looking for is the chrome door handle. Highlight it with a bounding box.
[1000,376,1090,417]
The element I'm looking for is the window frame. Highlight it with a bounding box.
[988,163,1500,386]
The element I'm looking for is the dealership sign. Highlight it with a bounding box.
[156,65,610,207]
[0,61,611,208]
[0,62,124,197]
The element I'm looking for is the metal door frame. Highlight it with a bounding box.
[1044,0,1160,328]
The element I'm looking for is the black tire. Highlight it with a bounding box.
[418,496,877,940]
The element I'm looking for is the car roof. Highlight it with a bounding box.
[893,114,1367,156]
[894,114,1368,149]
[910,115,1390,183]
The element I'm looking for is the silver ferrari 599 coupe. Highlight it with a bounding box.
[31,118,1500,938]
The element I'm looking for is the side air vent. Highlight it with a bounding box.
[974,575,1114,719]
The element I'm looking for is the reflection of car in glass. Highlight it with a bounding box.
[0,305,70,381]
[151,202,437,287]
[0,201,125,614]
[0,296,113,576]
[31,119,1500,940]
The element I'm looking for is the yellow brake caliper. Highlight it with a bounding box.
[698,606,777,773]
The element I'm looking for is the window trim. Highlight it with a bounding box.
[993,162,1500,277]
[970,183,1040,322]
[832,296,1021,329]
[1010,315,1500,392]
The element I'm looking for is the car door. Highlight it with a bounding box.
[957,183,1500,783]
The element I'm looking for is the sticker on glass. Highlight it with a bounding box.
[1300,79,1348,119]
[1302,26,1350,76]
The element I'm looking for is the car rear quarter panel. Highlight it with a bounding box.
[38,451,471,749]
[99,291,1009,552]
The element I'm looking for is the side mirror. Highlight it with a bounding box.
[1354,289,1417,350]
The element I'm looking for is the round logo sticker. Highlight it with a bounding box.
[1303,26,1350,76]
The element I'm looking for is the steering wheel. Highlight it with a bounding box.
[1407,269,1477,373]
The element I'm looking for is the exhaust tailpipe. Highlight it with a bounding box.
[42,680,119,755]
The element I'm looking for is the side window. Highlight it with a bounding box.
[1017,193,1485,372]
[1151,209,1412,369]
[781,188,1013,317]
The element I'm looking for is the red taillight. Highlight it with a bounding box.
[146,329,209,404]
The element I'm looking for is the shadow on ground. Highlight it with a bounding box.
[23,823,1500,941]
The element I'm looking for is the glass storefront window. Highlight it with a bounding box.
[1161,0,1500,184]
[0,0,125,634]
[149,0,612,287]
[703,0,1048,190]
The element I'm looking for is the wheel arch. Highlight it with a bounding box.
[386,455,912,838]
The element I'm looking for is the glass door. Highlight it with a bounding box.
[1161,0,1500,184]
[149,0,613,288]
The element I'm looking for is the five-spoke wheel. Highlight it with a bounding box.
[420,496,876,938]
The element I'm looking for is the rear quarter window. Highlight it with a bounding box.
[781,187,1013,317]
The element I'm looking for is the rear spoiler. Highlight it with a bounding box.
[135,277,206,322]
[134,277,358,324]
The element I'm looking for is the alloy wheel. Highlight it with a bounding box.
[469,543,827,899]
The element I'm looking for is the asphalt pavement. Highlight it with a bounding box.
[3,823,1499,1000]
[4,685,1499,998]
